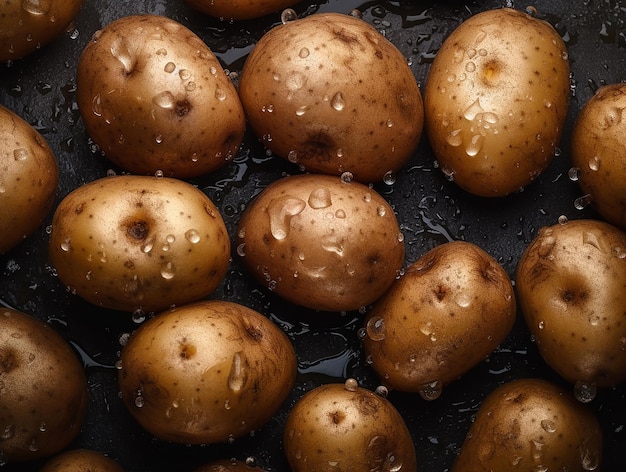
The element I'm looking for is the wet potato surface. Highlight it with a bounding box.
[1,0,626,471]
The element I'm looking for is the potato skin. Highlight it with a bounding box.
[48,175,230,313]
[184,0,300,20]
[118,300,297,444]
[0,308,88,462]
[516,218,626,388]
[362,241,516,394]
[76,14,245,178]
[237,174,405,312]
[239,12,423,183]
[571,83,626,230]
[451,378,603,472]
[193,459,268,471]
[0,105,59,254]
[424,8,570,197]
[39,449,124,472]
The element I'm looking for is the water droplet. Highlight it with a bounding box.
[92,94,102,116]
[164,61,176,73]
[1,425,15,440]
[464,98,484,120]
[588,156,601,171]
[152,91,175,110]
[466,134,484,156]
[298,47,310,58]
[155,134,163,144]
[132,308,146,324]
[13,148,28,161]
[383,170,396,185]
[540,419,556,433]
[374,385,388,398]
[330,92,345,111]
[574,380,597,403]
[228,351,247,393]
[141,236,155,253]
[185,229,200,244]
[155,47,167,56]
[538,320,545,330]
[308,187,332,209]
[178,69,191,81]
[110,37,135,74]
[366,317,386,341]
[22,0,51,15]
[574,194,592,210]
[161,261,176,279]
[418,380,442,401]
[335,209,346,219]
[580,442,601,471]
[377,206,387,217]
[135,394,144,408]
[340,172,353,183]
[465,61,476,72]
[295,105,307,116]
[344,378,358,391]
[446,129,463,147]
[268,196,306,240]
[281,8,297,23]
[60,237,71,252]
[558,215,569,225]
[215,88,227,101]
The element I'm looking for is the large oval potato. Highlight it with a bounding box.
[183,0,300,20]
[424,7,570,196]
[48,175,230,313]
[239,12,424,183]
[118,300,297,444]
[76,14,245,178]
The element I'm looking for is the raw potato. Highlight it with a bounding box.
[193,459,268,471]
[118,300,297,444]
[76,14,245,178]
[183,0,300,20]
[283,379,417,472]
[362,241,516,397]
[239,12,424,183]
[424,7,570,197]
[237,174,405,312]
[0,308,88,462]
[571,83,626,230]
[48,175,230,313]
[516,218,626,392]
[0,0,84,61]
[452,378,603,471]
[0,105,59,254]
[40,449,124,472]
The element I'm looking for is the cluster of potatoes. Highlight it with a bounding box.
[1,0,626,470]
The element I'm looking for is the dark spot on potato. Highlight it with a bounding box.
[299,132,336,162]
[179,342,197,359]
[0,348,17,373]
[330,410,345,424]
[127,220,149,240]
[175,100,190,117]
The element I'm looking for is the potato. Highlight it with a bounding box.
[183,0,300,20]
[0,308,88,462]
[571,83,626,230]
[0,105,59,254]
[516,218,626,394]
[193,459,267,471]
[238,12,424,183]
[0,0,84,61]
[76,14,245,178]
[39,449,124,472]
[236,173,404,312]
[117,300,297,444]
[48,175,230,313]
[424,7,570,197]
[362,241,516,398]
[283,379,417,472]
[451,378,603,471]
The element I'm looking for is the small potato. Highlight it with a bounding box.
[183,0,300,20]
[516,218,626,393]
[0,308,88,462]
[571,83,626,230]
[452,378,603,471]
[117,300,297,444]
[0,105,59,254]
[39,449,124,472]
[48,175,230,313]
[362,241,516,398]
[193,459,267,471]
[424,8,570,197]
[236,174,404,312]
[239,12,424,183]
[76,14,245,178]
[283,379,417,472]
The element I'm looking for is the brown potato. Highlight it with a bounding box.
[362,241,516,398]
[452,378,603,471]
[238,12,424,183]
[48,175,230,313]
[283,379,417,472]
[39,449,124,472]
[0,308,88,462]
[76,14,245,178]
[571,83,626,230]
[424,7,570,197]
[516,218,626,394]
[117,300,297,444]
[0,105,59,254]
[193,459,267,471]
[183,0,300,20]
[236,174,405,312]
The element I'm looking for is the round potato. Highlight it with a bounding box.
[0,105,59,254]
[0,308,88,463]
[183,0,300,20]
[76,14,245,178]
[48,175,230,313]
[362,241,516,397]
[0,0,84,61]
[236,173,405,312]
[40,449,124,472]
[424,7,570,197]
[193,459,267,471]
[516,218,626,393]
[571,83,626,230]
[117,300,297,444]
[238,12,424,183]
[283,379,417,472]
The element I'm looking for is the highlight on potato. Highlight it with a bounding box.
[39,449,124,472]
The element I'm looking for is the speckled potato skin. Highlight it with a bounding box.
[193,459,268,471]
[0,105,59,254]
[362,241,516,393]
[239,12,424,183]
[0,0,84,61]
[237,174,405,312]
[424,8,570,197]
[0,308,88,462]
[571,83,626,230]
[48,175,230,313]
[452,378,603,472]
[516,218,626,388]
[184,0,300,20]
[118,300,297,444]
[283,382,417,472]
[76,14,245,178]
[40,449,124,472]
